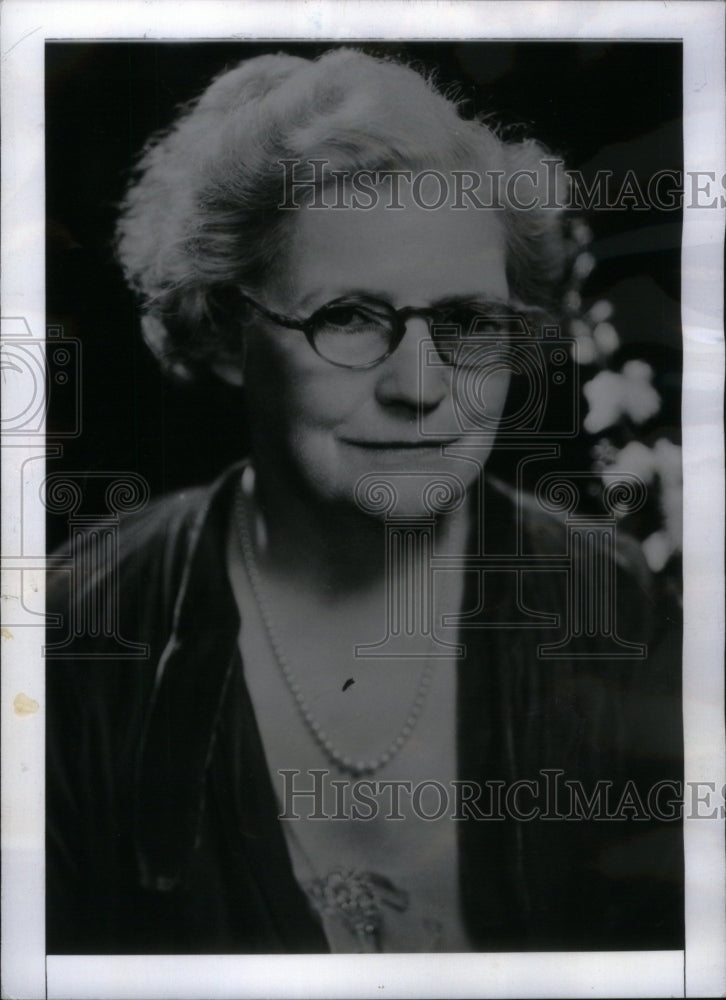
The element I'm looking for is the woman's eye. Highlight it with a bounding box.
[320,305,382,331]
[324,307,359,326]
[445,306,509,338]
[474,318,508,334]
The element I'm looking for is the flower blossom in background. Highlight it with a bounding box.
[582,360,661,434]
[594,437,683,572]
[569,297,620,366]
[643,438,683,572]
[564,228,681,577]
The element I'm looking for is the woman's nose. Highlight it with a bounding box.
[374,316,450,411]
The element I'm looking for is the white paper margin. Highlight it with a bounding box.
[2,2,724,998]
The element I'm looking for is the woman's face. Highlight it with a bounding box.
[236,184,512,517]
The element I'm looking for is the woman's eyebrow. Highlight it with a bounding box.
[434,295,547,316]
[294,289,518,312]
[431,294,514,307]
[294,287,395,310]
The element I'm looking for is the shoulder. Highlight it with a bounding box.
[490,473,651,577]
[49,481,211,578]
[46,464,243,656]
[482,473,681,746]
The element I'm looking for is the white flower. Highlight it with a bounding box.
[573,252,596,279]
[571,219,593,246]
[570,318,597,366]
[608,440,657,482]
[588,299,614,324]
[591,437,618,471]
[592,321,620,356]
[653,437,681,478]
[597,437,683,570]
[642,530,673,572]
[621,359,651,381]
[583,362,661,433]
[582,371,626,432]
[563,289,582,314]
[570,318,591,340]
[573,336,598,366]
[621,361,661,424]
[653,438,682,550]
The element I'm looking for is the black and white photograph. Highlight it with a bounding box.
[1,2,725,998]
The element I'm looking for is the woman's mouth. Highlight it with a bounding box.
[340,438,460,449]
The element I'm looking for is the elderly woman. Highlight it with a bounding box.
[46,48,682,954]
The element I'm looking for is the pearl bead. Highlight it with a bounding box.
[235,482,436,779]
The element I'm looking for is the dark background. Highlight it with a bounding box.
[45,41,683,548]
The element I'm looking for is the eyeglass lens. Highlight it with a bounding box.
[310,299,524,368]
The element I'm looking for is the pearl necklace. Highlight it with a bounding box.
[233,475,435,778]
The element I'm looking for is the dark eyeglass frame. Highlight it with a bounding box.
[237,290,543,370]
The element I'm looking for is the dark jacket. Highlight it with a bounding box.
[46,463,684,953]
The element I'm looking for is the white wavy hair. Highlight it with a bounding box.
[116,47,571,378]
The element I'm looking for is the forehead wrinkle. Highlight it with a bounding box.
[292,288,517,314]
[267,194,508,315]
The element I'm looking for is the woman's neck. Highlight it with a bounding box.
[242,461,473,600]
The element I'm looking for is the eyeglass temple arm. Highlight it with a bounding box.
[238,292,306,331]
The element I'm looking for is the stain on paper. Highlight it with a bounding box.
[13,692,39,717]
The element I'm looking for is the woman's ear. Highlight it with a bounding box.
[211,361,245,386]
[212,335,247,386]
[208,286,248,386]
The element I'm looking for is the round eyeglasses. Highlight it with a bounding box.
[238,291,542,370]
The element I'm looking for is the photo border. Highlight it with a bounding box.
[2,2,724,997]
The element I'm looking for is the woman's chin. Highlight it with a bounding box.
[299,463,474,521]
[275,435,489,522]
